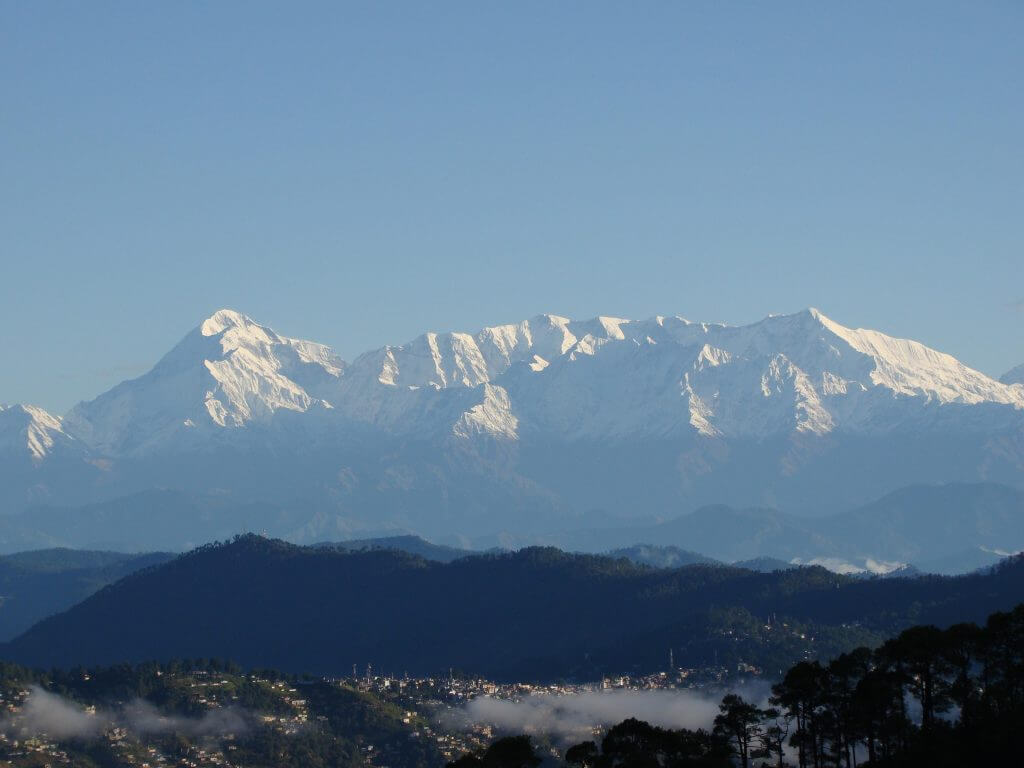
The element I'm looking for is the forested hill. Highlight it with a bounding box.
[315,535,474,563]
[5,535,1024,681]
[0,548,174,641]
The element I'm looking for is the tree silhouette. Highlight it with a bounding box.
[448,736,541,768]
[565,740,599,768]
[712,694,762,768]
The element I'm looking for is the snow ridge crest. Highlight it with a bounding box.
[48,307,1024,455]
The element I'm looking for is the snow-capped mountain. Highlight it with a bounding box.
[0,403,74,463]
[498,308,1022,439]
[61,309,345,454]
[4,307,1023,542]
[57,307,1024,453]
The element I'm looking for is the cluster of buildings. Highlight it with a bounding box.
[0,688,74,766]
[0,650,784,768]
[0,671,311,768]
[336,659,769,762]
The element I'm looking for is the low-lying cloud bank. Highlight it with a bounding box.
[1,686,250,741]
[444,686,771,744]
[790,556,907,575]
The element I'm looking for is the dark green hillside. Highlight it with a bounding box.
[606,544,720,568]
[318,534,474,563]
[6,536,1024,681]
[0,548,174,641]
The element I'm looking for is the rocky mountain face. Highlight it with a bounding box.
[3,308,1022,542]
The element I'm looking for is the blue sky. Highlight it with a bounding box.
[2,2,1022,413]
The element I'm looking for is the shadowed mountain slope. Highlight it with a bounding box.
[7,536,1024,681]
[0,548,173,641]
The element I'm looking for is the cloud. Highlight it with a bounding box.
[1,686,251,741]
[1008,299,1024,312]
[863,558,907,575]
[789,556,907,575]
[2,686,107,740]
[790,556,864,575]
[121,700,250,737]
[442,686,771,745]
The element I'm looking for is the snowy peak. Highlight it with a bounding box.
[196,309,343,376]
[6,307,1024,539]
[486,307,1023,440]
[812,312,1019,406]
[52,306,1024,453]
[63,310,346,454]
[347,313,591,392]
[0,403,73,462]
[199,308,252,337]
[665,308,1022,411]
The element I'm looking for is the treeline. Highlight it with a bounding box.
[762,602,1024,767]
[449,603,1024,768]
[12,535,1024,682]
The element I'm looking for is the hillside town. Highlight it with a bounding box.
[0,656,778,768]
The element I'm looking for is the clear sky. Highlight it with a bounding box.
[2,2,1022,414]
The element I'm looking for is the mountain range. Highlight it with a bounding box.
[526,482,1024,574]
[7,535,1024,681]
[0,509,1008,650]
[2,308,1023,554]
